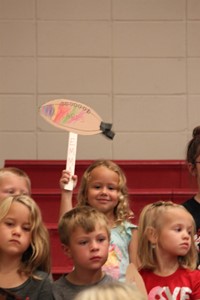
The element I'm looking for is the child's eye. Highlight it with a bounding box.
[94,185,101,189]
[108,185,118,191]
[108,186,116,190]
[5,221,14,227]
[174,227,181,232]
[23,226,31,232]
[6,189,15,195]
[22,191,29,196]
[97,236,107,243]
[79,240,88,245]
[98,237,106,242]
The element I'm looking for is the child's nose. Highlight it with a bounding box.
[183,231,190,239]
[101,187,108,194]
[12,226,21,236]
[90,241,99,251]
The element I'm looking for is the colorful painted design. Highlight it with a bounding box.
[40,102,89,126]
[39,99,104,135]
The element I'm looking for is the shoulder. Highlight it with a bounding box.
[112,221,137,234]
[124,221,137,230]
[122,221,138,238]
[183,268,200,278]
[52,276,76,300]
[33,270,50,279]
[52,276,71,298]
[182,197,196,208]
[32,271,53,290]
[140,268,200,283]
[53,275,67,287]
[176,268,200,292]
[32,271,53,287]
[111,222,137,245]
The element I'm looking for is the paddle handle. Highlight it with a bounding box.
[64,132,78,190]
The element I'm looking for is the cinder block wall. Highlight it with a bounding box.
[0,0,200,167]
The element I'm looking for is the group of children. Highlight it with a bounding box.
[1,126,200,299]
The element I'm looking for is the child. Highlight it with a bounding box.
[138,200,200,299]
[0,194,54,300]
[52,206,115,300]
[74,281,147,300]
[0,167,31,200]
[59,159,139,282]
[182,126,200,267]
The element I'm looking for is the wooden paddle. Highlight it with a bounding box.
[39,99,115,190]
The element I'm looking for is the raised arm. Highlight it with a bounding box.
[59,170,77,219]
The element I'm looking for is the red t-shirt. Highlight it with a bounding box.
[140,267,200,300]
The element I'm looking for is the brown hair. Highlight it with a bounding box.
[58,206,110,245]
[187,126,200,165]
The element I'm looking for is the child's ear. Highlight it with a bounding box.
[146,226,158,244]
[61,244,72,258]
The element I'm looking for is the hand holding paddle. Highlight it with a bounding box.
[39,99,115,190]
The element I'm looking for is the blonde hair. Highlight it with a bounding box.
[74,282,146,300]
[0,167,31,195]
[58,206,110,245]
[0,195,50,276]
[77,160,133,224]
[138,201,197,270]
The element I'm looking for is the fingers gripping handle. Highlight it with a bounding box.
[64,132,78,191]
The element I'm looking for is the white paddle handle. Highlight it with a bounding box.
[64,132,78,191]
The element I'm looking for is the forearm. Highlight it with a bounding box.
[59,190,73,219]
[125,263,147,298]
[59,170,77,219]
[129,229,141,268]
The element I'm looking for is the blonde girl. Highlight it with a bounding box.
[138,201,200,299]
[59,159,139,282]
[0,195,54,299]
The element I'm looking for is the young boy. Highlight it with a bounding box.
[52,206,115,300]
[0,167,31,200]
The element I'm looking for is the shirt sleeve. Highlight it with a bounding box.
[124,221,137,244]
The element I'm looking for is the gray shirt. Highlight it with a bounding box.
[6,270,54,300]
[53,273,115,300]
